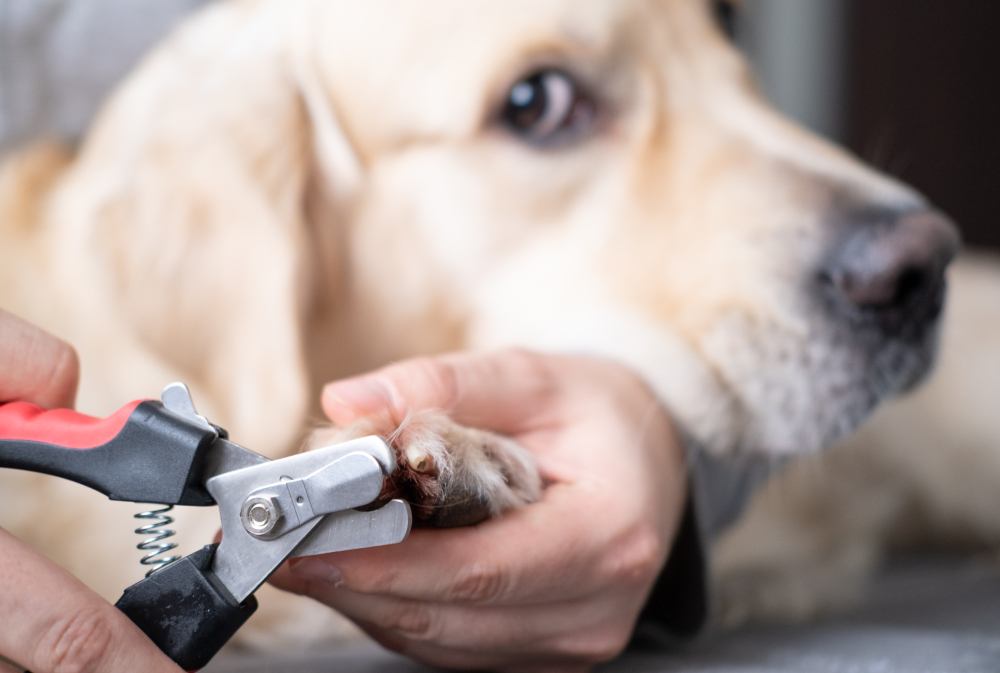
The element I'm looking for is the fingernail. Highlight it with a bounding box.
[290,558,344,587]
[324,377,393,414]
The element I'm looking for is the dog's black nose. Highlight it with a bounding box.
[822,209,960,334]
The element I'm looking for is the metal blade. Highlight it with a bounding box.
[291,499,412,558]
[204,436,400,602]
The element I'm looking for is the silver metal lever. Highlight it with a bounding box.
[240,452,384,539]
[161,382,217,435]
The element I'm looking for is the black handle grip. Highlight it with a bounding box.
[0,400,217,505]
[115,544,258,670]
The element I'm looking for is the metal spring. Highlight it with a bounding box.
[134,504,181,577]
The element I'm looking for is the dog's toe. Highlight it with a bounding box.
[307,410,541,527]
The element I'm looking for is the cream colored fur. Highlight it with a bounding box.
[713,252,1000,626]
[0,0,990,649]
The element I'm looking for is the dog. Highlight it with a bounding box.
[0,0,975,650]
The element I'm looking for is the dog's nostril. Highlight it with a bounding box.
[823,208,960,330]
[892,267,926,306]
[833,265,927,309]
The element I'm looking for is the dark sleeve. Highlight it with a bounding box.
[633,495,708,644]
[630,437,782,646]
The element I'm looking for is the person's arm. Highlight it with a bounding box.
[269,350,688,672]
[635,429,781,646]
[0,309,182,673]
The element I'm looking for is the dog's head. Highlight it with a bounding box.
[64,0,958,456]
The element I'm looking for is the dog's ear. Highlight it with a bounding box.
[291,49,363,202]
[47,3,361,454]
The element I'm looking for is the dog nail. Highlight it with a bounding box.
[406,446,434,472]
[290,559,344,587]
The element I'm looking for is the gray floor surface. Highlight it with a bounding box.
[204,555,1000,673]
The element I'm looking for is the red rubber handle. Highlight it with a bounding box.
[0,398,218,505]
[0,400,143,449]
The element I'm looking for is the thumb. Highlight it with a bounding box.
[322,349,563,433]
[0,527,181,673]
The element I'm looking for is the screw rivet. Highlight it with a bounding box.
[241,495,282,536]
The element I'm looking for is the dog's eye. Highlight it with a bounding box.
[501,70,595,144]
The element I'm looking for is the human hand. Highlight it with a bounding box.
[0,309,78,409]
[0,309,182,673]
[270,350,687,672]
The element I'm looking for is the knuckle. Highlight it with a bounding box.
[49,342,81,392]
[397,357,461,408]
[611,362,650,395]
[37,608,114,673]
[346,564,402,595]
[449,563,508,603]
[554,626,631,664]
[504,347,551,380]
[382,601,440,641]
[604,526,664,587]
[629,529,666,579]
[500,348,561,399]
[499,347,541,368]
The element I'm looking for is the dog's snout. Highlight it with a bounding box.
[822,209,960,334]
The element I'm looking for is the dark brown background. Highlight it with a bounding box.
[844,1,1000,249]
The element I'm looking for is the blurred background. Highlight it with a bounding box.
[1,0,998,247]
[735,0,1000,249]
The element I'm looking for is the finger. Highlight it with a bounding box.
[299,588,632,657]
[373,633,595,673]
[0,527,181,673]
[0,309,79,408]
[322,349,566,432]
[285,586,630,671]
[274,482,662,607]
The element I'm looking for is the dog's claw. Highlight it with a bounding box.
[307,409,541,528]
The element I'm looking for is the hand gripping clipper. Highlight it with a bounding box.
[0,383,412,670]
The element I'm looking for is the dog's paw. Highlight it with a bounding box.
[306,410,541,527]
[711,565,867,629]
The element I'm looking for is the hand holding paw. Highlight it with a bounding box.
[271,350,687,672]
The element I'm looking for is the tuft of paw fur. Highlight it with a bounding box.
[306,410,541,528]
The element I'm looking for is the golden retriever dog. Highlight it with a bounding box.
[0,0,990,651]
